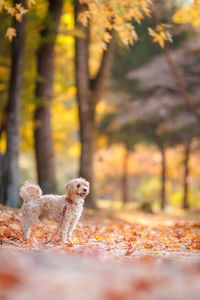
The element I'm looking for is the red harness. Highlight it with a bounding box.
[62,197,74,216]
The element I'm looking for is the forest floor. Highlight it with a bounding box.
[0,205,200,300]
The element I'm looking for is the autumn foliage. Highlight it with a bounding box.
[173,0,200,27]
[1,0,34,41]
[1,206,200,253]
[1,206,200,299]
[1,0,200,296]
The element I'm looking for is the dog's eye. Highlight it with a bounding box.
[77,184,80,188]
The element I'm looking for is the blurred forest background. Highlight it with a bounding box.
[0,0,200,212]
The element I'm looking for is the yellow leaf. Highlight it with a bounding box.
[173,1,200,27]
[130,28,138,41]
[5,27,17,41]
[15,13,22,22]
[27,0,36,8]
[148,27,156,37]
[156,24,163,32]
[78,11,90,27]
[16,3,28,15]
[0,0,4,12]
[5,7,16,16]
[171,244,180,248]
[95,235,103,240]
[148,27,169,48]
[103,32,112,43]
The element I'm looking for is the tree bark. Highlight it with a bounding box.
[75,0,114,208]
[75,0,95,207]
[34,0,63,194]
[183,140,191,209]
[90,32,114,102]
[0,0,26,207]
[160,145,166,210]
[121,145,130,206]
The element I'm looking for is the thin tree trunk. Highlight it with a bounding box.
[75,0,96,208]
[0,108,6,175]
[0,0,26,207]
[183,140,191,209]
[75,0,114,208]
[160,145,166,210]
[121,145,130,205]
[34,0,63,194]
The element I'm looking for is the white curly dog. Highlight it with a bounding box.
[20,178,89,243]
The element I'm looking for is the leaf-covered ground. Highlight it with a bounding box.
[1,206,200,300]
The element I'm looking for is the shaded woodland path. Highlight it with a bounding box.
[1,207,200,299]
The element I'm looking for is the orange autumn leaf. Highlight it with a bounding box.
[5,27,16,41]
[95,235,104,240]
[2,228,12,238]
[0,272,22,289]
[171,244,180,248]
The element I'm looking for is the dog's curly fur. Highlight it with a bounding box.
[20,178,89,243]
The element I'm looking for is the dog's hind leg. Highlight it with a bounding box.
[22,220,31,240]
[21,206,40,240]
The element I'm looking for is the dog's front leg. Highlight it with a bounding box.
[67,217,79,243]
[60,217,71,243]
[22,221,31,240]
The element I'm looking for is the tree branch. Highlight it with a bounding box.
[151,7,200,122]
[90,32,114,104]
[163,46,200,122]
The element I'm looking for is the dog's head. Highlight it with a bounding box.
[65,178,90,201]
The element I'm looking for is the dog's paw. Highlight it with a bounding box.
[22,234,28,242]
[64,240,73,247]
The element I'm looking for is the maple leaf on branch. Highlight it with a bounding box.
[1,1,35,41]
[27,0,36,9]
[2,1,35,42]
[78,0,152,47]
[4,3,27,22]
[173,0,200,27]
[14,3,28,22]
[5,6,16,16]
[6,27,17,41]
[16,3,28,15]
[148,25,172,48]
[103,32,112,43]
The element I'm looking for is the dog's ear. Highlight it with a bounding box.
[65,181,75,196]
[85,180,90,188]
[87,181,90,192]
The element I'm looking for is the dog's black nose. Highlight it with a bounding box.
[83,188,87,192]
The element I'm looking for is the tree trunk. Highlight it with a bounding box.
[183,140,191,209]
[121,145,130,205]
[34,0,63,194]
[160,145,166,210]
[75,0,95,207]
[75,0,114,208]
[0,0,26,207]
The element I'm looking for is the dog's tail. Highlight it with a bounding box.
[19,181,42,201]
